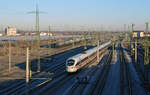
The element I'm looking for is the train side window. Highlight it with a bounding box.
[80,57,88,63]
[76,56,89,66]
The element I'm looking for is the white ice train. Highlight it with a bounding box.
[66,41,111,73]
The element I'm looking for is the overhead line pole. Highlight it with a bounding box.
[8,40,11,72]
[27,4,46,72]
[131,24,134,54]
[36,4,41,72]
[144,22,149,65]
[144,22,149,85]
[48,25,51,56]
[112,36,115,56]
[26,47,30,95]
[128,25,130,42]
[97,32,100,62]
[135,40,137,63]
[128,25,130,50]
[72,32,75,48]
[124,24,126,32]
[131,24,137,63]
[84,32,87,50]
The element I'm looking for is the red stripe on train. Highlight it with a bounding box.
[77,54,97,67]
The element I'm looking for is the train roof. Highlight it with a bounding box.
[67,41,111,62]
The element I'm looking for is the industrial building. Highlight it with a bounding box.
[40,32,53,36]
[5,27,17,36]
[132,30,145,38]
[144,32,150,37]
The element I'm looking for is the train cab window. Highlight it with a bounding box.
[67,59,75,66]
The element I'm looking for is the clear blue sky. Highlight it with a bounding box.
[0,0,150,30]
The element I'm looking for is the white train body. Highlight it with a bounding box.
[66,41,111,73]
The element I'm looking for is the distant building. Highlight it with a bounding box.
[5,27,17,36]
[49,33,53,36]
[40,32,53,36]
[144,32,150,37]
[140,32,145,37]
[132,30,144,38]
[132,30,150,38]
[30,32,36,36]
[40,32,47,36]
[16,33,21,36]
[25,32,30,36]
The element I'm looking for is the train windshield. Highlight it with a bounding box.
[67,59,75,66]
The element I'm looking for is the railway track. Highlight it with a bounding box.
[0,43,82,75]
[30,46,109,95]
[66,60,100,95]
[0,53,67,94]
[31,58,98,95]
[120,44,132,95]
[65,48,109,95]
[122,42,150,94]
[0,63,66,95]
[130,45,150,93]
[88,49,112,95]
[133,54,145,82]
[133,47,147,81]
[0,46,92,95]
[66,65,99,95]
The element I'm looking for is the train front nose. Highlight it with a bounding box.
[66,66,77,73]
[66,59,77,73]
